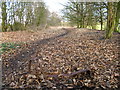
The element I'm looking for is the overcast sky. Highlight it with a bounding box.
[44,0,68,15]
[0,0,68,24]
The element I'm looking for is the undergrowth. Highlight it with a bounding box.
[0,42,22,55]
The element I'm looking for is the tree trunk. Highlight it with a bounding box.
[100,7,103,30]
[81,3,84,28]
[114,1,120,32]
[2,2,7,32]
[77,21,80,28]
[105,2,116,39]
[101,18,103,30]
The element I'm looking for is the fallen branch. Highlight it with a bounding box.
[47,69,90,78]
[28,60,32,73]
[15,69,90,79]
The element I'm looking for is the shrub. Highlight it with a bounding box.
[12,22,26,31]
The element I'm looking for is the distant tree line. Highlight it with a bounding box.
[63,0,120,38]
[1,1,61,32]
[47,12,62,26]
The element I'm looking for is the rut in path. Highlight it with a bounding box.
[3,28,72,75]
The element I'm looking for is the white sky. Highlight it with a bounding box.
[0,0,68,24]
[44,0,68,15]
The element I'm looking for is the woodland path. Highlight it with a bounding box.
[3,28,71,76]
[2,27,120,89]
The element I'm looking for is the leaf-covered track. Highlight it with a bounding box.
[2,28,72,78]
[2,28,120,89]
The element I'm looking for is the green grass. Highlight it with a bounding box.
[0,42,22,55]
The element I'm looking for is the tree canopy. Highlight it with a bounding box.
[62,0,120,38]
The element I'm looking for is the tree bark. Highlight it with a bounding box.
[2,2,7,32]
[114,1,120,32]
[100,7,103,30]
[106,2,116,39]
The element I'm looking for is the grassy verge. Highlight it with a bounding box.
[0,42,22,55]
